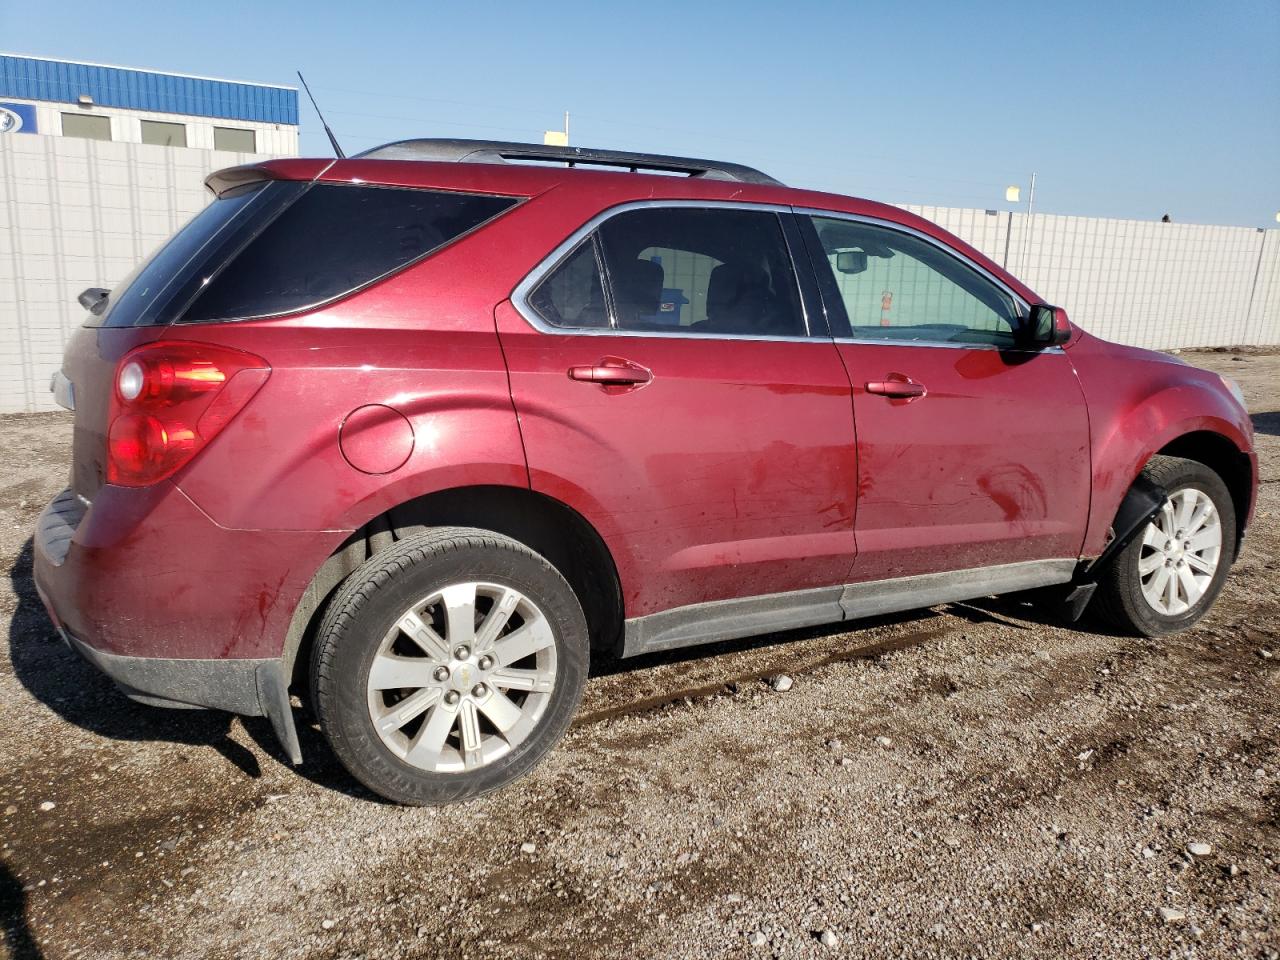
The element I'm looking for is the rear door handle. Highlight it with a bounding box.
[567,358,652,386]
[865,375,926,399]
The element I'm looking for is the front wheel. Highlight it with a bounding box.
[310,527,588,805]
[1094,455,1236,637]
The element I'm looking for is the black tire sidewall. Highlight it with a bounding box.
[1108,459,1236,637]
[314,531,588,805]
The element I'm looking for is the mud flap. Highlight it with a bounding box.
[1063,474,1169,621]
[255,661,303,765]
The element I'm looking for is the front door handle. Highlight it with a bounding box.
[568,358,652,386]
[865,374,926,399]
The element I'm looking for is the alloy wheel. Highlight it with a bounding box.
[1137,488,1222,616]
[366,581,558,772]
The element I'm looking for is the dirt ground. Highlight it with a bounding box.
[1,349,1277,960]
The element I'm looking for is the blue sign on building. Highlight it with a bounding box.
[0,102,37,134]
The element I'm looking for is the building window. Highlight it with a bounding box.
[140,119,187,147]
[214,127,256,152]
[61,112,111,141]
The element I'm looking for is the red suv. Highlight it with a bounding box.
[34,140,1257,804]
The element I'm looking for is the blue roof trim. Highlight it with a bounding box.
[0,55,298,124]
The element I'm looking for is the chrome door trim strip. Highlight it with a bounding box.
[509,199,820,342]
[620,558,1077,657]
[832,336,1065,355]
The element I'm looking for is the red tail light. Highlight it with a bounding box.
[107,342,270,486]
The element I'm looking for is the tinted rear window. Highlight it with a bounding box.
[181,184,517,323]
[93,181,301,328]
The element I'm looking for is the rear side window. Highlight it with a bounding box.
[527,239,609,328]
[94,181,302,328]
[182,185,517,323]
[598,207,806,337]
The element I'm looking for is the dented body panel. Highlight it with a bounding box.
[1066,332,1256,556]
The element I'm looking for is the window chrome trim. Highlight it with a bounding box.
[510,199,820,342]
[832,336,1064,355]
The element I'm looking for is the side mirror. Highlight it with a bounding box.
[1027,304,1071,346]
[78,287,110,316]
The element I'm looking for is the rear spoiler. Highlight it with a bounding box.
[204,159,335,197]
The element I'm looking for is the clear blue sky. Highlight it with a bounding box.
[7,0,1279,226]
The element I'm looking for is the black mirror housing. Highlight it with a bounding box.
[78,287,110,316]
[1028,304,1071,346]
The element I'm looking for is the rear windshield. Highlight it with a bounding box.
[92,182,519,327]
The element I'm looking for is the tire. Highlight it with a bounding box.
[1093,455,1236,637]
[310,527,588,805]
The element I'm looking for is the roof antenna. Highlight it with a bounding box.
[296,70,345,159]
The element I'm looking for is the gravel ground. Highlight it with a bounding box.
[1,348,1277,960]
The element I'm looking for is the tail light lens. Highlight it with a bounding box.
[107,341,270,486]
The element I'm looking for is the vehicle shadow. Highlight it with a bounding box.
[1252,411,1280,438]
[6,538,374,803]
[0,859,42,960]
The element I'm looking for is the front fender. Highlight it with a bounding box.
[1073,335,1253,556]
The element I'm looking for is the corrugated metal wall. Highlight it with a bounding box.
[2,146,1277,413]
[903,206,1279,350]
[0,54,298,124]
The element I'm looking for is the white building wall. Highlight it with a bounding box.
[0,133,288,412]
[901,206,1278,351]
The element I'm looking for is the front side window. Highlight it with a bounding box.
[598,207,806,337]
[807,216,1025,347]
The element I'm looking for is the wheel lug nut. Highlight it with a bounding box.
[433,666,450,682]
[443,690,461,706]
[477,655,494,671]
[453,645,470,661]
[471,683,487,698]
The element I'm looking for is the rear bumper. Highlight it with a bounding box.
[32,482,328,660]
[58,626,269,713]
[31,482,332,763]
[50,625,302,763]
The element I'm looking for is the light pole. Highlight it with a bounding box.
[1001,175,1037,271]
[1002,184,1019,268]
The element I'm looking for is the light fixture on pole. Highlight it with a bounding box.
[543,111,570,147]
[1001,176,1037,271]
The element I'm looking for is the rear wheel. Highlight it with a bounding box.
[1094,455,1235,636]
[311,527,588,805]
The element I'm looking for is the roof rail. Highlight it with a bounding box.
[352,138,782,186]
